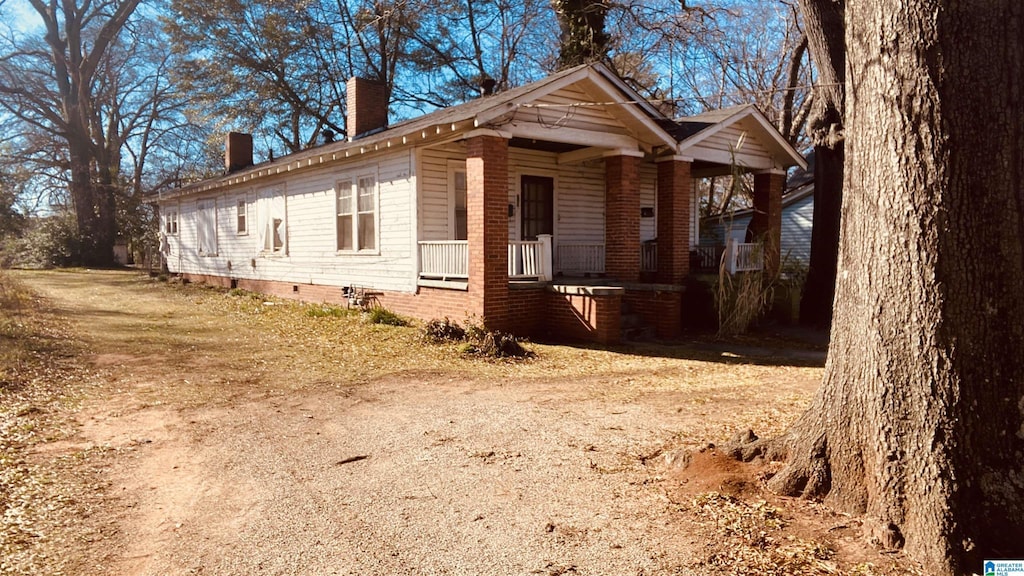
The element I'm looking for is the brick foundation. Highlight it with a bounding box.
[624,288,683,339]
[542,287,622,344]
[178,274,659,346]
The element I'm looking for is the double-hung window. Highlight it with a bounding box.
[336,175,377,251]
[164,208,178,235]
[236,197,248,235]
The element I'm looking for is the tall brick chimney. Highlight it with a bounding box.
[225,132,253,172]
[346,77,388,141]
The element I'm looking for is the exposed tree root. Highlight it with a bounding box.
[718,428,832,501]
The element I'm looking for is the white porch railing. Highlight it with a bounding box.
[419,236,552,281]
[693,245,721,270]
[725,238,764,274]
[508,236,553,280]
[418,240,469,279]
[557,242,605,275]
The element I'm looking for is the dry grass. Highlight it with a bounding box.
[0,270,105,576]
[1,269,856,575]
[687,492,920,576]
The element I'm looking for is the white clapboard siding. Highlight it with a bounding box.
[163,149,418,294]
[780,190,813,264]
[556,160,605,245]
[419,147,465,240]
[525,86,633,137]
[696,119,775,168]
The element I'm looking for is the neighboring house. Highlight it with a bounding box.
[157,63,805,343]
[699,159,814,271]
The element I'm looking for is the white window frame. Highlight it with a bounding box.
[257,186,287,256]
[335,173,379,254]
[236,195,249,235]
[164,206,178,235]
[197,198,218,256]
[447,160,467,241]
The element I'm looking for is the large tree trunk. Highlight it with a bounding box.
[799,142,842,327]
[798,0,845,328]
[67,129,116,267]
[767,2,1024,573]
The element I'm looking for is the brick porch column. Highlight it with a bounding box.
[655,156,693,285]
[466,133,510,331]
[604,151,642,282]
[748,169,785,278]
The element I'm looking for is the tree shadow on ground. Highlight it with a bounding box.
[538,325,829,369]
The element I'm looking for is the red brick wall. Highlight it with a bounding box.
[466,134,511,331]
[543,291,621,344]
[656,159,692,284]
[508,287,546,337]
[624,289,683,339]
[346,77,388,138]
[604,155,640,282]
[750,171,785,278]
[381,287,476,323]
[180,272,636,344]
[225,132,253,172]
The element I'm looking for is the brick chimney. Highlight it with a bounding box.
[346,77,388,140]
[225,132,253,172]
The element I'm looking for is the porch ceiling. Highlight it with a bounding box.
[509,137,586,154]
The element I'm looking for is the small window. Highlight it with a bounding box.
[336,179,354,251]
[357,176,376,251]
[236,198,248,235]
[164,209,178,235]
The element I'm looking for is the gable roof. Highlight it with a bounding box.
[674,105,807,173]
[161,64,806,199]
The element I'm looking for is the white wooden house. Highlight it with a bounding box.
[158,63,805,343]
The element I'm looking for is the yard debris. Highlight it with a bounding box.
[335,455,369,465]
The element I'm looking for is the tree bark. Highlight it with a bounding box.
[799,142,842,327]
[550,0,609,69]
[768,2,1024,573]
[798,0,845,328]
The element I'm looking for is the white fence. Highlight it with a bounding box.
[725,239,764,274]
[557,242,605,275]
[418,241,469,279]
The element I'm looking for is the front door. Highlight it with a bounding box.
[520,175,553,241]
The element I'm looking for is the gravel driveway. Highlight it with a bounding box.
[12,270,823,575]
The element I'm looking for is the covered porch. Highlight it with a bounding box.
[408,65,803,340]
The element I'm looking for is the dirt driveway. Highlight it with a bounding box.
[6,269,836,575]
